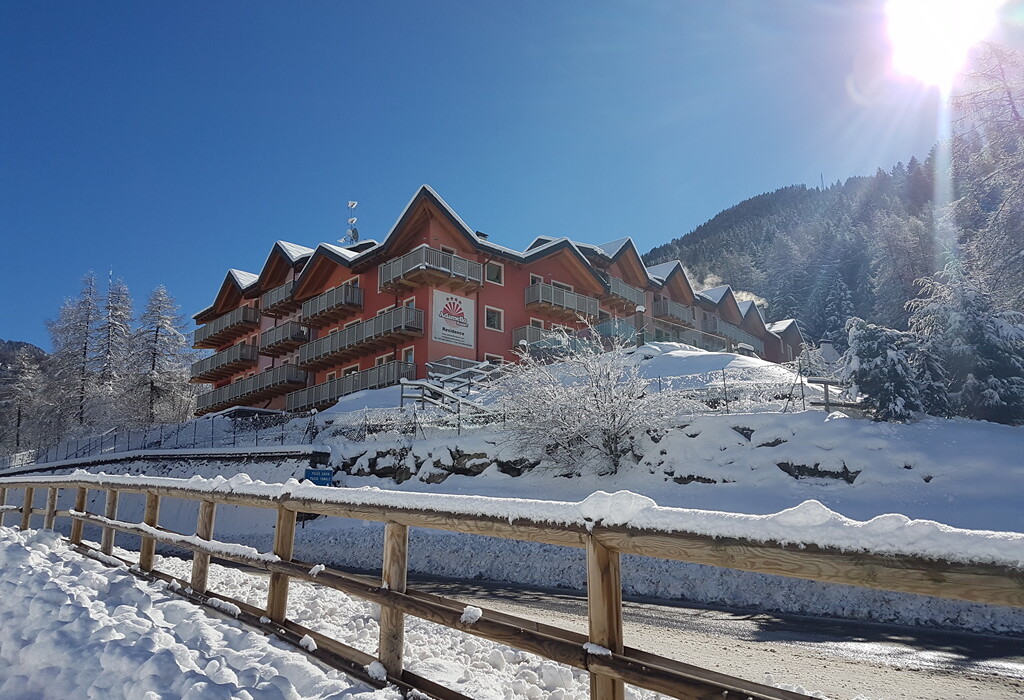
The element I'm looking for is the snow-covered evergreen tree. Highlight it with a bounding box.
[908,341,952,418]
[93,274,134,423]
[908,261,1024,424]
[46,272,101,431]
[842,317,920,422]
[0,348,45,452]
[132,286,196,424]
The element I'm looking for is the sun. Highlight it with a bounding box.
[886,0,1005,90]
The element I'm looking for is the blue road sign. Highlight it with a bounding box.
[304,468,334,486]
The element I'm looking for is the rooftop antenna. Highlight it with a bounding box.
[341,200,359,244]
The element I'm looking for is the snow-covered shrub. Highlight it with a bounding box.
[489,327,687,476]
[842,317,920,422]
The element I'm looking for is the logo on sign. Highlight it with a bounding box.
[439,296,469,329]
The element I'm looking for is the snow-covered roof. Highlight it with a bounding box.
[317,242,360,261]
[275,240,314,262]
[645,261,680,282]
[768,319,798,334]
[596,237,632,259]
[698,285,731,305]
[228,269,259,290]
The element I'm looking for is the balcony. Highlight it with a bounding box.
[195,364,308,415]
[259,321,309,357]
[190,343,259,383]
[286,361,415,412]
[602,276,646,312]
[524,283,599,320]
[261,281,300,318]
[650,318,729,352]
[652,299,694,325]
[378,245,483,293]
[511,325,549,349]
[193,306,261,349]
[717,322,765,356]
[300,283,364,328]
[298,306,424,371]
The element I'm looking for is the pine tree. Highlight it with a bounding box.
[94,274,134,424]
[133,286,196,424]
[909,341,952,418]
[842,317,921,421]
[908,261,1024,424]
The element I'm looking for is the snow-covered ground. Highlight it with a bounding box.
[0,526,840,699]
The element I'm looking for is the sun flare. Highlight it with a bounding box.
[886,0,1005,89]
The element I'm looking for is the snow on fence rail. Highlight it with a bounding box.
[2,474,1022,700]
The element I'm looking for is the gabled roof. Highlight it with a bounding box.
[645,260,696,304]
[276,240,315,262]
[767,319,797,333]
[193,269,259,321]
[737,300,769,336]
[698,285,731,305]
[645,261,680,281]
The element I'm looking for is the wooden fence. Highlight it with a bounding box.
[0,475,1022,700]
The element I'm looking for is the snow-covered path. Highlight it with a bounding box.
[0,527,395,700]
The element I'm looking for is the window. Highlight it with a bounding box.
[529,318,544,329]
[551,280,573,292]
[377,305,395,316]
[343,277,359,288]
[530,274,543,286]
[485,262,504,285]
[403,297,416,308]
[484,306,504,331]
[440,245,456,255]
[329,326,340,334]
[402,346,414,364]
[343,364,359,376]
[344,319,360,329]
[375,353,395,366]
[484,353,504,365]
[326,372,336,381]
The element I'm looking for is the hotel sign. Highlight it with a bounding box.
[432,290,475,349]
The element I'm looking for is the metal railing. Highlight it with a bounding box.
[286,361,415,412]
[261,281,295,314]
[298,307,424,367]
[190,343,259,381]
[511,325,548,348]
[717,322,766,356]
[196,365,308,412]
[607,276,646,307]
[193,306,261,348]
[652,298,694,324]
[300,284,364,324]
[524,282,600,318]
[259,322,309,353]
[378,244,483,289]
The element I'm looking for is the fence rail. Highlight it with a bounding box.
[0,475,1019,700]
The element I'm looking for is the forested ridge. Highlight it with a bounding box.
[644,45,1024,353]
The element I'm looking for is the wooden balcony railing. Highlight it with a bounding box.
[193,306,261,349]
[195,365,308,414]
[298,307,424,371]
[286,361,415,412]
[2,475,1019,700]
[717,322,765,356]
[300,284,364,328]
[259,322,310,357]
[261,282,300,318]
[378,245,483,293]
[190,343,259,383]
[511,325,549,349]
[524,283,599,320]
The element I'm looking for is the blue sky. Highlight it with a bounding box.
[2,1,1020,349]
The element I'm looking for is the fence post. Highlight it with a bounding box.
[721,369,730,415]
[20,487,34,530]
[70,487,87,545]
[101,489,119,555]
[191,500,217,594]
[379,522,409,676]
[0,486,6,528]
[267,507,297,622]
[44,487,58,530]
[139,492,161,572]
[586,536,624,700]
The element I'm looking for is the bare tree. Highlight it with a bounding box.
[491,326,688,476]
